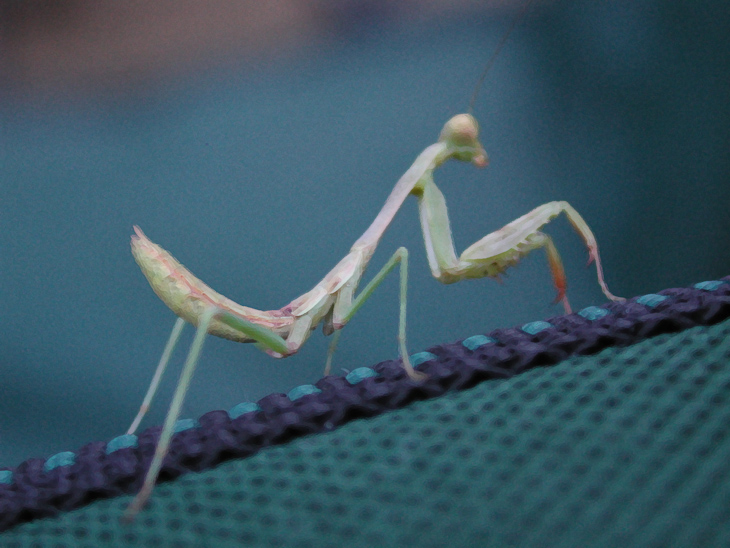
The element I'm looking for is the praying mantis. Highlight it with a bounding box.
[124,112,623,519]
[120,0,625,520]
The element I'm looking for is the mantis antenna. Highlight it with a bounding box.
[468,0,538,113]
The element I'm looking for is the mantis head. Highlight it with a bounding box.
[439,114,488,168]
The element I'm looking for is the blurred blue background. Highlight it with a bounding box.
[1,0,728,468]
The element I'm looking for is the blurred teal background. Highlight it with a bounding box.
[1,0,728,468]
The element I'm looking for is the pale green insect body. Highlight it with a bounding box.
[124,113,623,520]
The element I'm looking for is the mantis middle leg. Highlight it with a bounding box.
[324,246,423,380]
[415,176,623,312]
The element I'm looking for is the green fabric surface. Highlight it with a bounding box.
[3,318,729,547]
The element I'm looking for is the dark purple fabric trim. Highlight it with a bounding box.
[1,277,729,531]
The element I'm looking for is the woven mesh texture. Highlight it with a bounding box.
[2,317,729,547]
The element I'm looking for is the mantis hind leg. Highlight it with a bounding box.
[127,317,186,435]
[127,308,293,436]
[123,307,219,522]
[123,307,293,521]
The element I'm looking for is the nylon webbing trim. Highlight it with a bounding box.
[1,277,728,532]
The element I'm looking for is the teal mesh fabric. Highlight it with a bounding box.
[2,318,729,547]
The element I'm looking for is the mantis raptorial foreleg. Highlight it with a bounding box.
[126,317,186,435]
[414,175,622,313]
